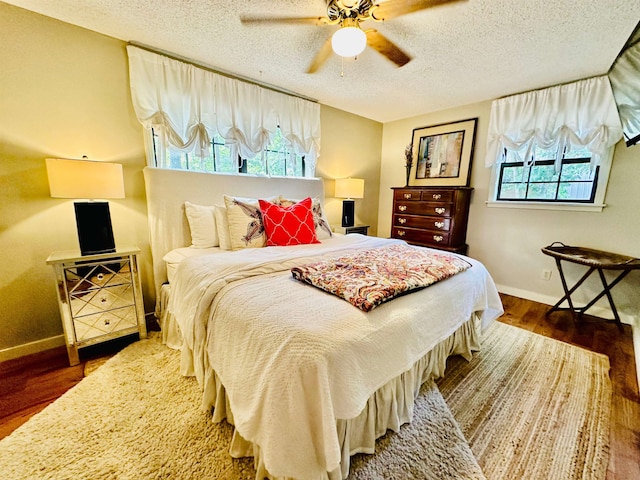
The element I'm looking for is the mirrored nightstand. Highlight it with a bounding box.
[46,245,147,366]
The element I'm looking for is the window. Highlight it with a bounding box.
[496,146,598,203]
[151,127,305,177]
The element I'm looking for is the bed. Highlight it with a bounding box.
[143,166,503,480]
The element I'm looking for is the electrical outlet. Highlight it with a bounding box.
[542,269,552,281]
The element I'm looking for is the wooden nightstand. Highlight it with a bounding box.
[333,225,370,235]
[46,246,147,366]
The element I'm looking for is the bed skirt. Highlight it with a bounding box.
[159,283,480,479]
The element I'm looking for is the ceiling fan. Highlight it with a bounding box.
[240,0,464,73]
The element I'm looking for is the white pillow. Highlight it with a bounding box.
[214,205,232,251]
[184,201,219,248]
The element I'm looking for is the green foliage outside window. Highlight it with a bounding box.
[154,128,304,177]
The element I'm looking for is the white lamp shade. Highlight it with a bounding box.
[335,177,365,199]
[331,26,367,58]
[46,158,125,199]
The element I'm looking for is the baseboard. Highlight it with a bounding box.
[0,335,66,363]
[497,284,640,394]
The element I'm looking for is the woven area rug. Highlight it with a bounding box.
[0,321,612,480]
[437,321,612,480]
[0,336,482,480]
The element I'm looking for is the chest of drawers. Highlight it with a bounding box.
[391,187,473,254]
[47,246,147,366]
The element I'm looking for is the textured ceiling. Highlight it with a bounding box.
[4,0,639,122]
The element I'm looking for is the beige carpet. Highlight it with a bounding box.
[438,321,612,480]
[0,337,482,480]
[0,322,611,480]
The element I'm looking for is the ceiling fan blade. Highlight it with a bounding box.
[306,36,335,74]
[365,29,412,67]
[240,16,328,26]
[371,0,465,21]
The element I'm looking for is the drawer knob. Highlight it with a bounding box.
[403,193,412,199]
[104,319,110,325]
[397,230,406,237]
[435,207,446,215]
[432,193,442,200]
[100,296,107,304]
[398,205,407,212]
[398,218,407,225]
[433,235,444,243]
[435,221,444,229]
[97,273,105,281]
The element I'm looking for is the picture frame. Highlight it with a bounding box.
[409,117,477,187]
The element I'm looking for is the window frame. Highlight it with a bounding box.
[496,158,599,203]
[486,146,614,212]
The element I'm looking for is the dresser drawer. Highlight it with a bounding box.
[73,306,138,343]
[420,190,454,202]
[394,189,422,201]
[69,283,135,317]
[392,227,451,247]
[393,214,450,232]
[394,202,452,217]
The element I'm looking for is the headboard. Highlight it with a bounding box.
[143,167,325,303]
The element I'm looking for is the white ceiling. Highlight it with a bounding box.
[4,0,639,123]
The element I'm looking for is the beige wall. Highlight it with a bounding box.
[317,105,382,236]
[0,3,383,359]
[379,102,640,321]
[0,3,150,357]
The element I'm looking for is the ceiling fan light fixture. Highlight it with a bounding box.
[331,25,367,58]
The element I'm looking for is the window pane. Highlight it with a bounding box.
[558,182,593,201]
[245,156,266,175]
[214,143,236,173]
[560,163,594,181]
[564,145,591,159]
[501,165,524,183]
[527,183,558,200]
[532,145,556,161]
[529,164,558,182]
[499,183,527,199]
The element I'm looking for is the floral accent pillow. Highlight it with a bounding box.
[259,197,319,246]
[278,196,332,240]
[223,195,279,250]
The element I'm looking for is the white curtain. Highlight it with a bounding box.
[485,76,623,170]
[609,41,640,146]
[127,46,321,176]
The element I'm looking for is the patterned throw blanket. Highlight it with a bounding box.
[291,244,472,312]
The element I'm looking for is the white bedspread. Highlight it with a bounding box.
[169,235,503,479]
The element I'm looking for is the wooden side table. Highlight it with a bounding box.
[46,245,147,365]
[541,242,640,331]
[333,225,369,235]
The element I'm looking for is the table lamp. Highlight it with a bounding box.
[335,177,364,227]
[46,158,125,256]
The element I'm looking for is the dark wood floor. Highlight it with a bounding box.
[1,294,638,479]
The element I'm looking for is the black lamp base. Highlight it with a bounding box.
[341,199,355,227]
[74,201,116,256]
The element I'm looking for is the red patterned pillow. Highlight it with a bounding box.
[259,197,319,246]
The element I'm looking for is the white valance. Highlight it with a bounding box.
[485,76,623,169]
[609,41,640,146]
[126,46,321,176]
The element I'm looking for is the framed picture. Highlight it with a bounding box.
[409,117,477,187]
